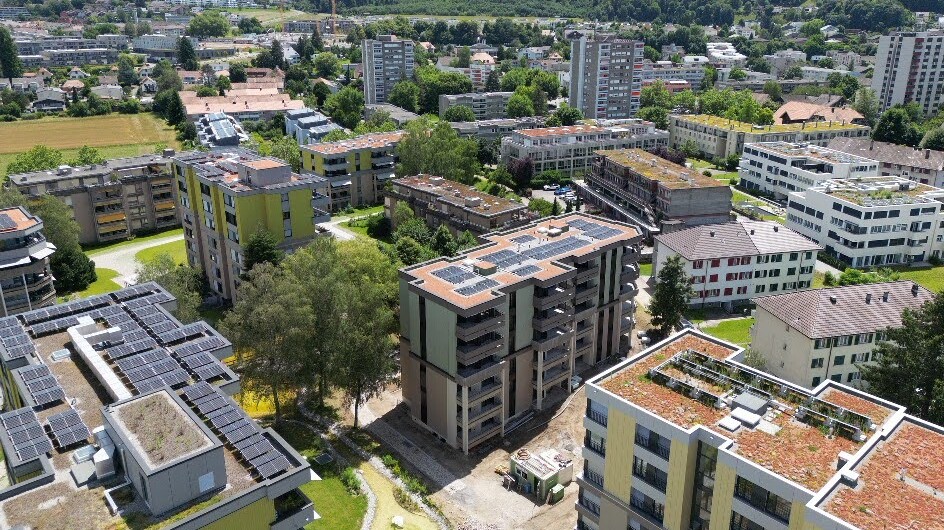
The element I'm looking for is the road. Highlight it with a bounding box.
[87,233,184,287]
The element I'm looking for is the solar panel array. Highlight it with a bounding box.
[479,249,524,269]
[21,295,111,326]
[0,213,16,230]
[567,218,622,240]
[1,407,52,462]
[111,283,161,302]
[455,278,500,296]
[157,322,209,345]
[47,407,90,448]
[511,264,542,277]
[19,364,65,408]
[431,266,477,285]
[1,320,35,361]
[180,383,292,480]
[172,337,229,382]
[510,234,537,245]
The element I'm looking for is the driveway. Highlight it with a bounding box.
[318,218,357,241]
[87,233,184,287]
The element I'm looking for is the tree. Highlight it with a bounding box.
[394,236,435,265]
[187,11,230,38]
[648,254,694,339]
[324,86,364,129]
[69,146,104,166]
[196,85,218,97]
[453,46,471,68]
[457,230,478,250]
[165,91,186,126]
[388,80,420,113]
[641,80,673,110]
[395,118,480,185]
[229,63,247,83]
[506,93,535,117]
[763,80,783,101]
[873,106,922,147]
[528,197,554,217]
[485,69,500,92]
[860,292,944,423]
[242,228,284,275]
[135,253,202,323]
[643,45,660,62]
[177,37,198,71]
[782,64,803,80]
[313,51,341,78]
[672,90,698,114]
[441,104,476,122]
[728,67,748,81]
[414,66,472,114]
[310,81,333,107]
[823,267,900,286]
[393,202,415,226]
[507,156,534,191]
[237,16,264,34]
[552,102,583,126]
[430,224,458,256]
[117,55,139,86]
[0,26,22,86]
[6,145,63,176]
[637,106,669,129]
[921,127,944,151]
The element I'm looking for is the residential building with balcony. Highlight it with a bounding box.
[450,117,545,141]
[739,142,879,201]
[7,153,180,244]
[653,220,821,308]
[0,206,56,317]
[500,122,669,178]
[872,30,944,116]
[283,107,343,145]
[173,149,331,301]
[827,137,944,188]
[785,176,944,267]
[301,131,405,211]
[750,281,935,389]
[385,175,528,236]
[640,61,705,88]
[578,327,944,530]
[399,213,643,453]
[667,114,871,160]
[362,35,415,105]
[568,33,645,120]
[438,92,513,120]
[581,149,732,237]
[0,282,319,529]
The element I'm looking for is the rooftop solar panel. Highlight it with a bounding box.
[233,433,264,452]
[431,265,478,285]
[180,382,214,402]
[194,363,226,382]
[510,234,537,244]
[17,364,51,382]
[47,407,90,448]
[257,455,292,479]
[510,264,542,277]
[1,407,51,462]
[454,278,500,297]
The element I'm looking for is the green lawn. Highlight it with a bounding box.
[701,317,755,346]
[331,204,384,221]
[198,306,228,327]
[134,238,187,265]
[896,266,944,292]
[812,271,827,289]
[84,228,183,256]
[78,268,122,297]
[639,262,653,276]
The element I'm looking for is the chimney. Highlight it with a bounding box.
[865,293,872,304]
[925,149,931,159]
[882,291,889,302]
[709,230,715,237]
[912,283,919,296]
[773,226,779,232]
[829,295,837,304]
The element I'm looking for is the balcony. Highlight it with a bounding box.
[586,408,607,427]
[460,398,502,425]
[272,488,317,530]
[630,495,664,525]
[620,281,638,297]
[582,469,604,489]
[574,300,597,319]
[533,326,573,350]
[621,314,635,331]
[456,356,504,386]
[534,284,574,310]
[542,345,569,366]
[585,435,606,457]
[533,307,572,332]
[633,468,667,493]
[537,362,570,388]
[577,496,601,516]
[467,417,502,446]
[622,246,640,263]
[576,264,600,282]
[456,311,503,341]
[457,334,504,365]
[463,378,502,403]
[634,433,670,460]
[621,263,639,283]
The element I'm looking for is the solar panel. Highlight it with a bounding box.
[194,363,226,382]
[225,423,258,444]
[480,249,523,269]
[180,352,214,369]
[205,403,236,420]
[233,433,264,452]
[431,265,477,285]
[180,381,214,402]
[1,407,51,462]
[148,321,178,335]
[454,278,500,297]
[196,395,227,415]
[33,387,66,407]
[0,317,20,330]
[0,213,17,230]
[174,337,225,357]
[158,322,208,345]
[510,264,542,277]
[47,407,90,448]
[257,455,291,479]
[249,450,280,469]
[510,234,537,244]
[17,364,51,382]
[239,439,274,461]
[211,410,243,429]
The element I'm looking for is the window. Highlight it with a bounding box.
[811,358,824,368]
[693,260,704,269]
[812,376,822,386]
[831,374,842,382]
[847,372,861,382]
[710,259,720,267]
[834,355,846,366]
[709,274,718,283]
[836,335,851,347]
[733,476,791,523]
[724,287,733,296]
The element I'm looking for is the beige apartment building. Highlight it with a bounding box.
[385,175,528,236]
[7,153,180,244]
[438,92,513,120]
[399,213,642,453]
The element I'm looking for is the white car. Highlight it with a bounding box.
[570,375,583,391]
[543,184,560,191]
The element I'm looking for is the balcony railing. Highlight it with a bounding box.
[585,435,606,456]
[578,496,601,516]
[587,409,608,427]
[633,468,667,493]
[583,469,604,488]
[462,399,502,424]
[630,495,664,524]
[465,378,501,402]
[634,434,670,460]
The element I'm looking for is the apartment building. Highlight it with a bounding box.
[500,122,669,177]
[568,33,644,119]
[668,114,871,160]
[0,283,318,529]
[180,91,305,122]
[19,48,119,67]
[653,220,821,308]
[439,92,513,120]
[739,142,879,200]
[0,206,56,317]
[385,175,528,236]
[579,327,944,530]
[751,281,935,389]
[785,176,944,267]
[362,35,415,105]
[450,117,545,141]
[763,49,806,76]
[706,41,747,67]
[173,149,331,301]
[399,213,642,453]
[283,107,343,145]
[7,153,179,245]
[300,131,405,211]
[828,137,944,188]
[640,61,705,88]
[581,149,732,236]
[872,30,944,116]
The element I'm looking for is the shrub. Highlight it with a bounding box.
[393,487,421,512]
[929,254,942,267]
[340,466,361,495]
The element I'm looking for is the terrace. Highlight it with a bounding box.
[818,177,944,207]
[594,149,726,189]
[675,114,868,134]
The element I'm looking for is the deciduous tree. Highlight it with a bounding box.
[135,253,202,323]
[648,254,694,339]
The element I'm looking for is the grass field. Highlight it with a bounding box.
[701,317,755,346]
[134,239,187,266]
[639,262,653,276]
[85,228,183,256]
[230,7,321,24]
[895,266,944,292]
[78,268,122,297]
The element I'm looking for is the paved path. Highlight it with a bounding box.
[319,218,357,241]
[814,259,843,276]
[87,233,184,286]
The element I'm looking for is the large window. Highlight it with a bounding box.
[689,442,718,530]
[630,488,664,524]
[734,476,791,523]
[632,456,667,492]
[730,512,765,530]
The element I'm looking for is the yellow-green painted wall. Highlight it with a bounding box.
[664,438,698,530]
[787,501,809,530]
[707,461,736,530]
[200,497,276,530]
[425,299,457,376]
[302,150,360,176]
[602,408,635,503]
[233,188,315,244]
[288,188,316,239]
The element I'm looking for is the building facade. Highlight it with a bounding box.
[581,149,732,237]
[568,33,644,120]
[872,30,944,116]
[300,131,404,211]
[362,35,415,105]
[751,281,935,389]
[7,154,180,244]
[0,206,56,317]
[283,107,343,145]
[438,92,513,120]
[399,213,642,453]
[827,137,944,188]
[653,220,821,308]
[668,114,871,160]
[579,327,944,530]
[173,149,331,301]
[785,176,944,267]
[500,122,669,177]
[386,175,528,235]
[739,142,879,200]
[640,61,705,87]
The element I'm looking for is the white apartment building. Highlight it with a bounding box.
[763,49,806,76]
[786,176,944,267]
[653,220,821,308]
[740,142,879,200]
[872,30,944,116]
[499,121,668,177]
[568,33,644,120]
[640,61,705,87]
[706,42,746,67]
[751,281,935,389]
[362,35,415,105]
[800,66,849,82]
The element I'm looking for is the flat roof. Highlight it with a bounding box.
[403,213,640,310]
[112,389,212,469]
[7,155,171,184]
[0,206,40,233]
[301,131,405,155]
[595,148,726,189]
[673,114,868,134]
[173,149,327,194]
[392,175,527,216]
[746,141,875,166]
[810,176,944,207]
[516,124,603,138]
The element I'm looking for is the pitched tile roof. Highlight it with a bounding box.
[827,137,944,172]
[654,220,821,260]
[752,281,934,338]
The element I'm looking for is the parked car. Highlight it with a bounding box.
[570,375,583,391]
[543,184,560,191]
[554,187,572,195]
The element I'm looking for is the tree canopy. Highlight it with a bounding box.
[395,118,480,185]
[187,11,230,38]
[648,254,693,339]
